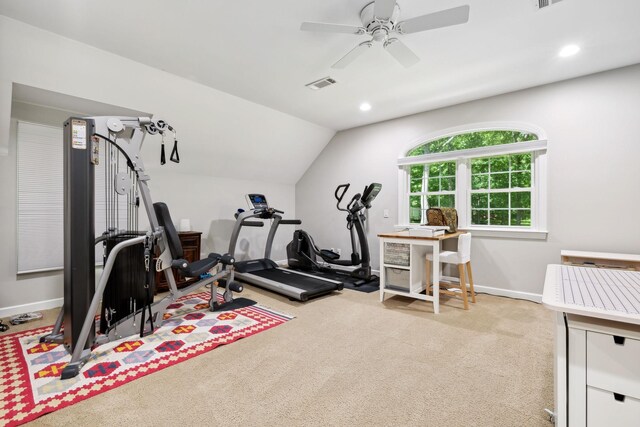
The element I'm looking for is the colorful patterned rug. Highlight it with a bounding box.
[0,292,293,426]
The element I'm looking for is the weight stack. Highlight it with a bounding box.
[99,234,153,334]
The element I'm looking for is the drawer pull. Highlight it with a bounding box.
[613,335,626,345]
[613,393,626,402]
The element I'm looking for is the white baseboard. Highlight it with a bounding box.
[472,285,542,303]
[0,297,63,318]
[239,262,542,303]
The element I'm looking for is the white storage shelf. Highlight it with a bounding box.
[380,239,434,301]
[382,264,410,270]
[379,231,463,314]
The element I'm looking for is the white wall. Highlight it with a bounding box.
[0,16,334,314]
[296,64,640,298]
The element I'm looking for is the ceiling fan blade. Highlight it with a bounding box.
[374,0,397,20]
[301,22,364,35]
[384,38,420,68]
[397,5,470,34]
[331,41,373,69]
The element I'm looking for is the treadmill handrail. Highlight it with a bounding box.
[279,219,302,225]
[229,209,262,256]
[228,206,300,261]
[242,220,264,227]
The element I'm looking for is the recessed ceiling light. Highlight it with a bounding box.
[359,102,371,111]
[558,44,580,58]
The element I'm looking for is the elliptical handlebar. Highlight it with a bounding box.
[334,184,350,212]
[347,193,362,214]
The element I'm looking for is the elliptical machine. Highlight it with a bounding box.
[286,183,381,286]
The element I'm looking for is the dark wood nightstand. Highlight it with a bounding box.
[155,231,202,293]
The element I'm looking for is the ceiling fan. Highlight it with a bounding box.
[301,0,470,69]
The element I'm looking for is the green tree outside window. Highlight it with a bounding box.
[407,130,537,226]
[408,160,455,223]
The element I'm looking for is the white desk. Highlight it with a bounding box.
[378,231,463,314]
[542,264,640,426]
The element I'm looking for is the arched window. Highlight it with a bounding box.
[398,127,547,236]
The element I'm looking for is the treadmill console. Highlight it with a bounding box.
[246,194,269,210]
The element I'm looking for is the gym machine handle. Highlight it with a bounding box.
[280,219,302,225]
[170,139,180,163]
[242,220,264,227]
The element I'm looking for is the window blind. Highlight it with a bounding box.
[17,121,130,274]
[17,121,64,273]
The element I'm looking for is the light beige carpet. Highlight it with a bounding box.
[7,286,554,426]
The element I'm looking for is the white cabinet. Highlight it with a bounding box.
[543,264,640,427]
[564,315,640,427]
[378,232,463,314]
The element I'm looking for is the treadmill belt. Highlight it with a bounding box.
[251,269,339,294]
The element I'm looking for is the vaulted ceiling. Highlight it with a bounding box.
[1,0,639,130]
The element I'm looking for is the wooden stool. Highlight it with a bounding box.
[425,233,476,310]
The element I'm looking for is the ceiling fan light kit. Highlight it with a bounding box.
[300,0,470,69]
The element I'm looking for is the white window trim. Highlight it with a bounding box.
[397,124,548,239]
[396,121,547,157]
[398,139,547,166]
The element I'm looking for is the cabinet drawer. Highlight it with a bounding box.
[180,236,199,248]
[587,386,640,427]
[182,247,200,263]
[587,331,640,399]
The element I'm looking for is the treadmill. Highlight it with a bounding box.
[228,194,343,301]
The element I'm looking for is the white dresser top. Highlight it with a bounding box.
[542,264,640,325]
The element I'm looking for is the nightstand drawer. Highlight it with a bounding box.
[156,231,202,292]
[587,331,640,399]
[180,236,200,248]
[587,386,640,426]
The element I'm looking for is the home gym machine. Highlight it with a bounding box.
[286,183,381,286]
[229,194,343,301]
[41,116,247,379]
